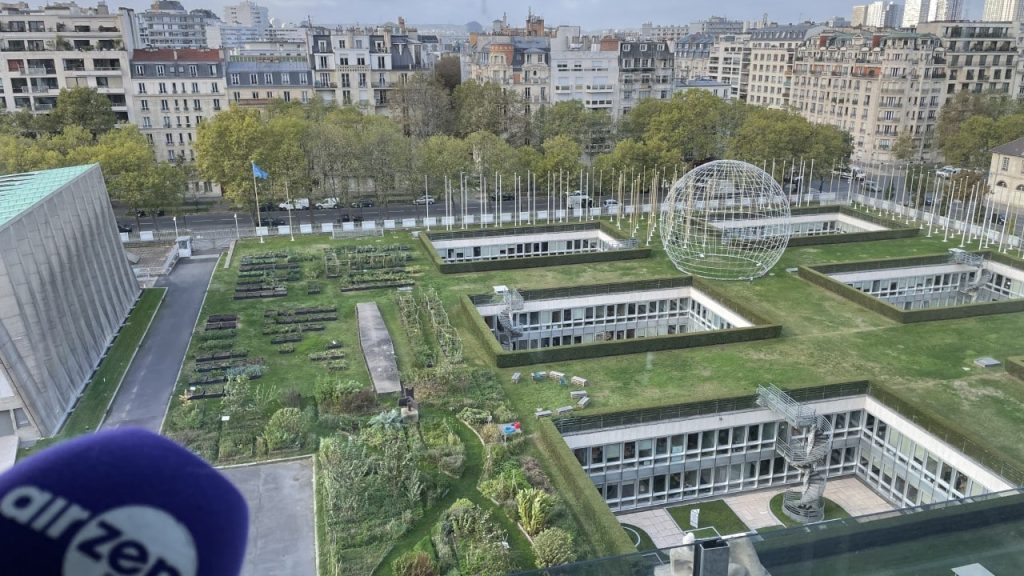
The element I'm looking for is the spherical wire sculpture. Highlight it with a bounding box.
[661,160,792,281]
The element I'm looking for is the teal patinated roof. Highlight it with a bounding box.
[0,164,94,228]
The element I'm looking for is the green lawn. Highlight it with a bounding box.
[621,524,657,551]
[21,288,165,456]
[154,214,1024,570]
[768,493,851,528]
[667,499,750,537]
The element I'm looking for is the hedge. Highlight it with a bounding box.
[799,251,1024,324]
[786,206,920,247]
[463,277,782,368]
[1006,357,1024,381]
[420,221,651,274]
[533,419,636,558]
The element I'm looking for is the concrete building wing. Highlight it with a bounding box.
[0,165,139,440]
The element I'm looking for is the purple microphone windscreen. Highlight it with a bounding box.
[0,428,248,576]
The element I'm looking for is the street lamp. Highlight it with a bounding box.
[234,213,239,239]
[172,215,178,238]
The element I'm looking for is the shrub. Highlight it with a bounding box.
[479,424,502,444]
[391,551,437,576]
[479,467,529,503]
[516,488,555,536]
[175,394,203,430]
[264,407,305,451]
[279,388,302,408]
[314,377,366,412]
[520,456,553,492]
[221,376,258,420]
[532,527,577,568]
[457,407,491,425]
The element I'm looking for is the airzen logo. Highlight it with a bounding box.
[1,485,198,576]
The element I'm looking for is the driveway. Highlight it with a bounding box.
[220,459,317,576]
[102,257,219,431]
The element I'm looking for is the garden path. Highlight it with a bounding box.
[355,302,401,394]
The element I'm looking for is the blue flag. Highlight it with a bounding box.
[252,163,269,180]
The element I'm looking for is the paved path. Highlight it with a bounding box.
[723,476,895,529]
[617,508,686,549]
[355,302,401,394]
[220,459,316,576]
[102,257,218,431]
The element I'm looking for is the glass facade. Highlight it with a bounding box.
[484,292,737,351]
[571,406,996,512]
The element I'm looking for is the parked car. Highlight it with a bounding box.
[936,166,962,179]
[832,166,865,181]
[315,197,339,210]
[117,223,133,234]
[265,217,287,226]
[337,213,363,224]
[135,208,166,217]
[413,195,436,205]
[992,213,1008,225]
[490,192,514,202]
[603,198,620,208]
[278,198,310,210]
[350,198,375,208]
[862,180,882,193]
[258,202,277,212]
[568,189,585,197]
[568,195,593,209]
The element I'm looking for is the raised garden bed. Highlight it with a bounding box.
[195,350,248,362]
[270,334,303,344]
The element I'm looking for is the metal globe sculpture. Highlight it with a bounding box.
[661,160,791,281]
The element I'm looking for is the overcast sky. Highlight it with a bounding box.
[111,0,989,29]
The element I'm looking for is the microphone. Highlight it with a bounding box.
[0,428,248,576]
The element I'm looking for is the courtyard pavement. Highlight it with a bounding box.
[618,508,687,549]
[102,257,219,431]
[723,476,894,530]
[355,302,401,394]
[220,458,317,576]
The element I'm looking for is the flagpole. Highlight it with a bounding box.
[252,161,264,243]
[285,179,294,241]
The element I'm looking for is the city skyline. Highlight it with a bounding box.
[101,0,989,29]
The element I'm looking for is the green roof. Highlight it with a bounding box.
[0,165,95,228]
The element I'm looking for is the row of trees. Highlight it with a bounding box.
[0,87,188,223]
[196,87,854,212]
[934,91,1024,169]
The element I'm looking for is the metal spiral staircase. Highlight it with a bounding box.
[949,248,991,302]
[757,384,834,524]
[495,287,523,350]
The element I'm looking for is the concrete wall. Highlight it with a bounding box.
[0,166,140,437]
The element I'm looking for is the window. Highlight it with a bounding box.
[191,82,199,93]
[0,411,13,436]
[135,65,145,76]
[211,82,220,93]
[376,56,385,68]
[165,133,174,144]
[230,74,239,85]
[338,39,346,48]
[137,82,147,94]
[188,65,197,77]
[213,99,221,111]
[1002,157,1010,171]
[142,117,151,128]
[158,82,167,94]
[209,64,217,75]
[283,91,291,102]
[281,74,290,85]
[160,99,169,111]
[357,57,366,66]
[192,99,201,110]
[167,150,175,161]
[299,74,308,85]
[156,65,165,77]
[264,73,273,84]
[140,100,149,111]
[340,57,349,65]
[250,73,259,84]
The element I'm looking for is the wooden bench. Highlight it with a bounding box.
[535,409,553,418]
[556,405,574,415]
[577,396,591,409]
[548,371,566,381]
[570,390,589,400]
[531,371,548,382]
[511,372,522,384]
[571,376,588,387]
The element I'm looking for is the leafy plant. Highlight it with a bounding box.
[391,551,437,576]
[264,407,305,451]
[532,527,577,567]
[457,407,491,425]
[516,488,555,536]
[479,467,529,503]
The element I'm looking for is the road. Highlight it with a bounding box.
[102,257,219,431]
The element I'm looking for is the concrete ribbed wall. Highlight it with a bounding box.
[0,165,140,436]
